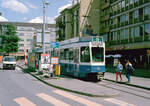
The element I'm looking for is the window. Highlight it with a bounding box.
[121,29,125,40]
[144,7,150,16]
[129,0,134,4]
[139,25,144,37]
[126,13,129,21]
[19,33,24,36]
[19,49,24,52]
[130,27,134,39]
[122,0,125,8]
[64,49,69,60]
[135,27,139,37]
[118,2,121,11]
[125,29,129,39]
[134,10,139,18]
[69,49,73,60]
[113,31,117,41]
[20,39,24,41]
[19,44,24,47]
[92,47,104,62]
[121,15,125,22]
[60,49,65,60]
[125,0,129,6]
[103,34,107,42]
[80,47,90,62]
[144,24,149,36]
[27,39,32,41]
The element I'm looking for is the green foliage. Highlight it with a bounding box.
[0,24,20,53]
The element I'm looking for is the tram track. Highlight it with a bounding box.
[95,80,150,100]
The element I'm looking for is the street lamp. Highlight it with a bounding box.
[42,0,49,54]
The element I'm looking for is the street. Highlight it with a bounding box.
[0,67,150,106]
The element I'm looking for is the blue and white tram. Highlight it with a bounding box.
[59,36,105,81]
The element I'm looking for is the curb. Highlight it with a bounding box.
[18,65,120,98]
[104,78,150,91]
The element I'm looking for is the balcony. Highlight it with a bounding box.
[134,2,139,7]
[100,14,110,22]
[144,0,149,3]
[139,16,144,22]
[101,2,110,10]
[134,36,143,42]
[144,15,149,21]
[129,4,134,9]
[100,27,110,33]
[139,0,144,4]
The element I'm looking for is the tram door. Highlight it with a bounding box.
[74,49,79,74]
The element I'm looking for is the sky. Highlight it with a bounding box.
[0,0,73,23]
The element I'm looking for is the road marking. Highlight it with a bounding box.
[53,90,103,106]
[14,97,36,106]
[37,93,70,106]
[104,98,135,106]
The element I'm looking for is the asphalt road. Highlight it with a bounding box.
[0,67,150,106]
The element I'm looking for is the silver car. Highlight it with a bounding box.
[3,56,16,70]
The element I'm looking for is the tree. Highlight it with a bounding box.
[0,24,20,53]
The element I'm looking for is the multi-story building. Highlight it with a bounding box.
[0,22,56,58]
[100,0,150,68]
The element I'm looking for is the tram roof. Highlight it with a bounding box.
[59,36,103,46]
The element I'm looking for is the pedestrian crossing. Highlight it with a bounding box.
[1,90,135,106]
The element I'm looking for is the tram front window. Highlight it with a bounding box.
[92,47,104,62]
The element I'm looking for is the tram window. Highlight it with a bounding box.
[64,49,69,60]
[92,47,104,62]
[80,47,90,62]
[60,49,65,60]
[69,50,73,60]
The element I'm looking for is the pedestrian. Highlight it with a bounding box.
[115,61,123,82]
[125,60,134,83]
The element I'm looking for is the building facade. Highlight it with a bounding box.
[0,22,56,57]
[100,0,150,68]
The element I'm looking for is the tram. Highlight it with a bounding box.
[59,36,105,81]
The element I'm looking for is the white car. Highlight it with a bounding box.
[3,56,16,70]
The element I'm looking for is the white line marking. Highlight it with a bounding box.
[37,93,70,106]
[14,97,36,106]
[104,98,136,106]
[53,90,103,106]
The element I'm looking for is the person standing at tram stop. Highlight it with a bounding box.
[115,61,123,82]
[125,60,134,83]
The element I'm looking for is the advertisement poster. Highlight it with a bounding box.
[41,54,50,69]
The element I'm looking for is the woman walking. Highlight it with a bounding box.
[125,60,134,83]
[116,61,123,82]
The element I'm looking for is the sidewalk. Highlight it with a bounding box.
[104,72,150,89]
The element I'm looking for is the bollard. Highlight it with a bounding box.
[55,65,61,76]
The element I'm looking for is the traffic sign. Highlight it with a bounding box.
[50,42,59,48]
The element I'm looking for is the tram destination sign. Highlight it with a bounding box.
[92,37,102,43]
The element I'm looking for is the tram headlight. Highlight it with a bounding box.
[96,67,100,71]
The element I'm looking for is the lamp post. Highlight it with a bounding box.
[42,0,49,54]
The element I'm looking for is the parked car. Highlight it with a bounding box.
[3,56,16,70]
